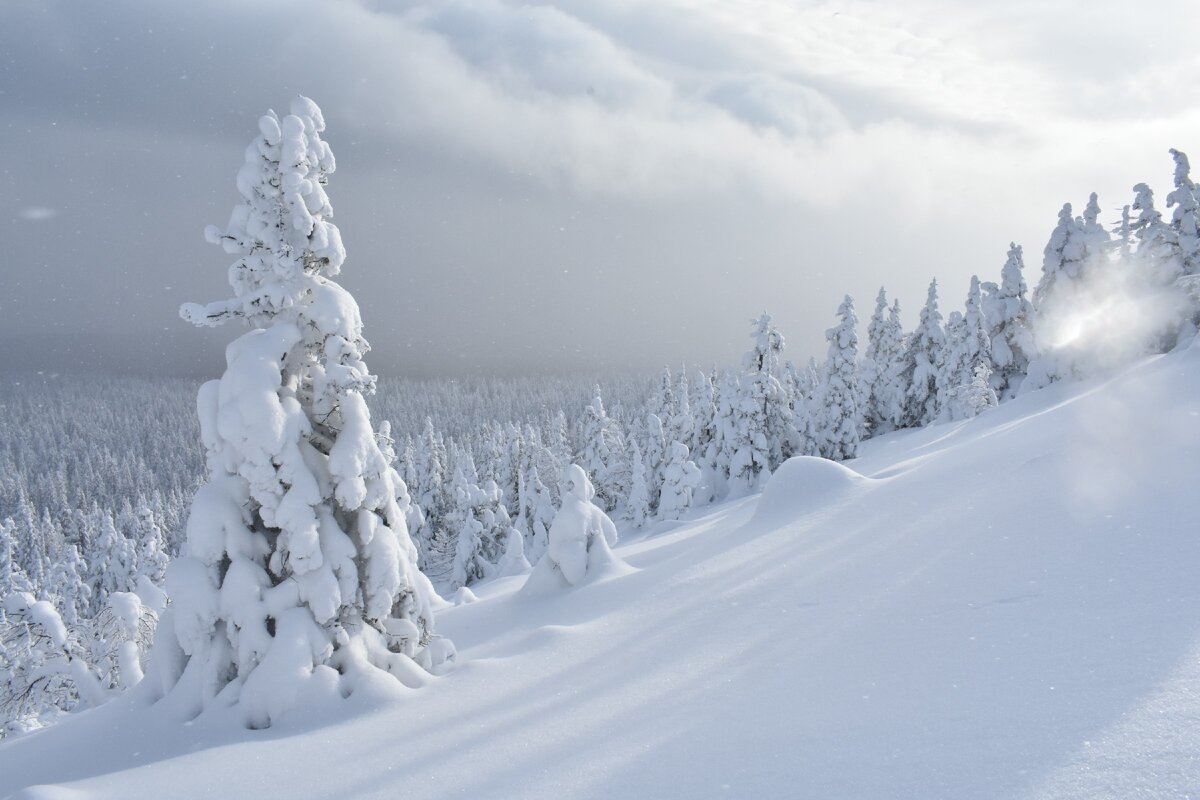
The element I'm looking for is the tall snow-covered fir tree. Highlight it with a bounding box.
[901,280,946,428]
[1167,149,1200,279]
[861,288,905,436]
[1034,202,1089,316]
[815,295,863,460]
[623,442,652,529]
[729,313,791,494]
[939,276,992,419]
[159,97,452,728]
[689,369,720,505]
[576,386,628,514]
[1130,182,1184,289]
[982,243,1037,400]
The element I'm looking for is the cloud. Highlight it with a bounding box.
[2,0,1200,377]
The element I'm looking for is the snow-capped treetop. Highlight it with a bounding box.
[744,313,785,377]
[1132,183,1162,231]
[183,96,345,331]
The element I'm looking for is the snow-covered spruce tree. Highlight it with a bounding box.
[44,543,90,629]
[576,386,627,514]
[623,442,652,529]
[874,300,908,432]
[670,371,695,454]
[658,442,701,522]
[729,313,791,494]
[689,369,720,505]
[87,510,137,616]
[642,412,667,511]
[816,295,863,460]
[860,288,892,436]
[1034,202,1088,316]
[1080,192,1112,275]
[133,505,170,589]
[1129,182,1182,286]
[0,519,33,602]
[952,362,998,419]
[901,280,946,428]
[939,276,992,419]
[1114,205,1134,261]
[161,97,451,728]
[647,367,676,424]
[522,465,622,592]
[795,361,822,457]
[1168,149,1200,278]
[444,467,490,591]
[520,463,556,564]
[982,243,1037,400]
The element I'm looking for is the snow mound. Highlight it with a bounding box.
[747,455,870,531]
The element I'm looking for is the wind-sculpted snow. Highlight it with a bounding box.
[745,455,871,532]
[4,344,1199,798]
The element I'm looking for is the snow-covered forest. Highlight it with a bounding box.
[2,94,1198,741]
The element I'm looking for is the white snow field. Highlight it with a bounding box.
[3,344,1200,799]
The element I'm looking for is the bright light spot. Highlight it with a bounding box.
[19,207,58,222]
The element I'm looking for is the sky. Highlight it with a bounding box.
[4,0,1200,378]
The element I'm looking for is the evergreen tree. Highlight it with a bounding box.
[522,464,556,564]
[944,361,999,419]
[1034,202,1089,318]
[658,443,701,522]
[45,543,90,629]
[623,442,652,529]
[780,360,817,458]
[1168,148,1200,277]
[1113,205,1134,261]
[689,370,720,504]
[669,370,695,454]
[0,519,33,601]
[1131,183,1183,286]
[576,386,627,513]
[983,244,1037,399]
[860,287,891,436]
[730,314,791,493]
[163,98,451,728]
[902,280,946,427]
[642,413,667,510]
[816,296,863,460]
[875,300,908,431]
[523,465,621,590]
[939,276,992,416]
[133,506,169,589]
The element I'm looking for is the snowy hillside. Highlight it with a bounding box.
[2,343,1198,799]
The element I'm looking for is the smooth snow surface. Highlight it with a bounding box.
[4,347,1200,799]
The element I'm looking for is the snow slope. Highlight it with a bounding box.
[3,345,1200,799]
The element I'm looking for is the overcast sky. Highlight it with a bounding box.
[4,0,1200,377]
